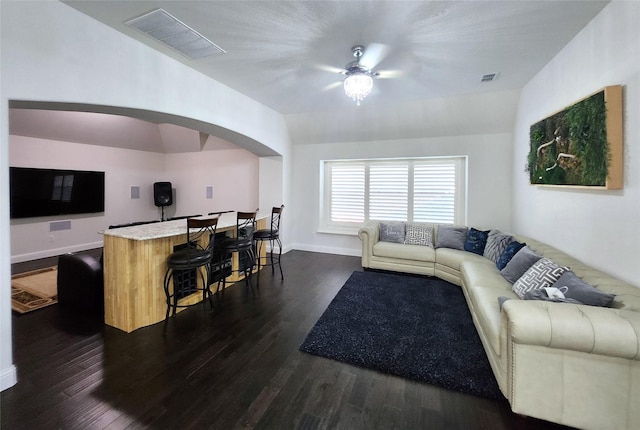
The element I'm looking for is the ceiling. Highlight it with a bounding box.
[11,1,610,153]
[63,0,609,114]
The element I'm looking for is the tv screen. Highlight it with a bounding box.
[10,167,105,219]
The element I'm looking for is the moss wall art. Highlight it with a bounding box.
[527,85,623,189]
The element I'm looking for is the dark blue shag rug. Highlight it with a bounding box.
[299,270,503,400]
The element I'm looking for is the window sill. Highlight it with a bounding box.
[317,226,361,236]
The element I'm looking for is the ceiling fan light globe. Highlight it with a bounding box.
[343,73,373,105]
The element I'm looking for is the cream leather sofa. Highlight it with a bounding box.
[358,221,640,430]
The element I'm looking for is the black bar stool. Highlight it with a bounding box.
[254,205,284,286]
[218,210,258,293]
[162,216,219,334]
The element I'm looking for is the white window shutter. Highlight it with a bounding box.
[369,162,408,221]
[321,156,466,233]
[330,163,365,223]
[413,161,457,224]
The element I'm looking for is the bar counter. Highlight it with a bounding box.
[102,212,267,332]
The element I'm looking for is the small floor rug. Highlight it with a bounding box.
[11,267,58,314]
[299,270,503,400]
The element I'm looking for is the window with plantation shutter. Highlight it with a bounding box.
[413,160,457,223]
[330,163,365,223]
[320,156,466,234]
[369,162,408,221]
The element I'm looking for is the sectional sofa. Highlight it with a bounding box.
[358,221,640,430]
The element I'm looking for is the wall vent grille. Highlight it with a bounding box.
[50,220,71,232]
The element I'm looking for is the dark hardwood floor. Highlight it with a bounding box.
[2,250,573,430]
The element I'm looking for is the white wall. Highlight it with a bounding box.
[9,136,261,262]
[258,156,287,245]
[9,135,164,261]
[291,133,514,256]
[513,1,640,286]
[164,149,259,217]
[0,1,290,392]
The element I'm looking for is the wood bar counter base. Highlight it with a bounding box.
[102,211,268,333]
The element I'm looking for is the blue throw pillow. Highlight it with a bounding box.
[464,228,490,255]
[496,240,526,270]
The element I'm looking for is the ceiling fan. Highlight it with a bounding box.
[322,44,403,105]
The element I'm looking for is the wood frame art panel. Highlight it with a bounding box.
[527,85,623,189]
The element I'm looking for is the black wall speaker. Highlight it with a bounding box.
[153,182,173,207]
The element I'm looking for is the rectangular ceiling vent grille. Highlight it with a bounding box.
[481,73,498,82]
[126,9,225,60]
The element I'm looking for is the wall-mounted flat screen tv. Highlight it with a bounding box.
[10,167,105,219]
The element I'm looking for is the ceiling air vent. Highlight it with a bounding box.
[126,9,225,60]
[481,73,498,82]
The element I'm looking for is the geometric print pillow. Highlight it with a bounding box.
[404,223,434,247]
[512,257,570,299]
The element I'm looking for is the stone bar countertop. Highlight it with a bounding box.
[102,211,268,241]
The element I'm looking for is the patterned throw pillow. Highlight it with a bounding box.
[463,228,490,255]
[483,230,513,263]
[379,222,405,243]
[512,258,570,299]
[496,240,526,270]
[404,223,434,247]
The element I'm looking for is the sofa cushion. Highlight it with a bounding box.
[551,271,615,307]
[464,228,490,255]
[496,240,526,270]
[436,248,492,272]
[372,241,435,262]
[460,260,515,356]
[435,225,467,250]
[500,246,542,283]
[512,257,570,299]
[483,230,513,263]
[379,222,405,243]
[404,222,434,247]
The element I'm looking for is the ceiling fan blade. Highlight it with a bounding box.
[314,64,347,74]
[322,81,343,92]
[360,43,389,70]
[375,69,406,79]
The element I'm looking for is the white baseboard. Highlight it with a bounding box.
[290,243,361,257]
[0,364,17,392]
[11,241,104,264]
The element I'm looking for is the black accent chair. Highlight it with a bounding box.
[57,253,104,316]
[218,210,258,292]
[162,216,220,334]
[254,205,284,286]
